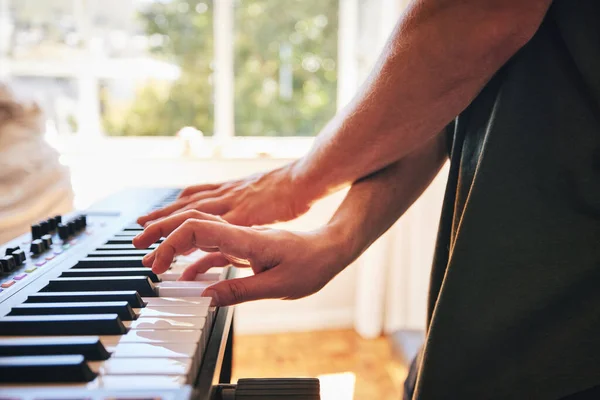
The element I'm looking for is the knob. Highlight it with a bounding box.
[67,221,76,236]
[58,223,69,240]
[47,218,56,231]
[74,217,83,231]
[0,255,16,273]
[41,234,53,249]
[76,215,87,230]
[10,249,26,266]
[30,239,45,255]
[5,246,19,256]
[54,215,62,225]
[31,224,42,239]
[40,220,50,235]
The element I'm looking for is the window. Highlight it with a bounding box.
[233,1,338,136]
[1,0,341,138]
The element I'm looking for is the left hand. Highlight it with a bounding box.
[132,210,349,306]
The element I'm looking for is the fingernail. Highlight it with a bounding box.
[203,290,220,306]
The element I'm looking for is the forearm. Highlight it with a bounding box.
[322,131,448,266]
[292,0,550,202]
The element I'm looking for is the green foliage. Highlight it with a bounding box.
[103,0,338,137]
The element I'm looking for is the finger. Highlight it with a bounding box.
[137,198,195,226]
[222,209,249,226]
[181,187,230,205]
[151,220,261,273]
[139,190,229,226]
[142,249,156,267]
[178,183,221,199]
[178,252,230,281]
[133,210,224,249]
[201,269,286,306]
[177,197,231,217]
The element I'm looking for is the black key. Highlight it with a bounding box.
[123,224,144,231]
[105,238,135,245]
[97,243,158,250]
[26,291,146,308]
[0,314,127,335]
[42,276,158,297]
[75,257,144,268]
[0,355,96,383]
[86,250,151,257]
[62,268,159,283]
[114,232,142,237]
[106,237,163,245]
[0,337,110,360]
[9,301,137,321]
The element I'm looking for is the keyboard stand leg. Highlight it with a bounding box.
[219,315,234,384]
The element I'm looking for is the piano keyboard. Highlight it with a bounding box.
[0,188,235,400]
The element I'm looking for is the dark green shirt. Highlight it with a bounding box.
[413,2,600,398]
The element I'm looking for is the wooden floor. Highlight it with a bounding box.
[232,329,408,400]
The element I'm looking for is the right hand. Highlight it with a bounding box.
[137,163,314,227]
[133,210,350,306]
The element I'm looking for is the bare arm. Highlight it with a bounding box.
[139,0,550,228]
[323,132,448,264]
[292,0,551,200]
[134,132,448,305]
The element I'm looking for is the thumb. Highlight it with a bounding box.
[202,268,284,306]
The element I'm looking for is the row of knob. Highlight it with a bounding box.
[31,216,63,239]
[3,215,87,273]
[31,215,87,242]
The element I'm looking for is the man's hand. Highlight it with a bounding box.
[133,210,348,306]
[137,163,313,227]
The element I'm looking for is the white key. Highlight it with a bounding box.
[159,271,222,282]
[101,329,202,344]
[155,287,211,297]
[142,296,211,308]
[100,374,187,388]
[125,316,207,330]
[142,302,210,312]
[157,281,214,288]
[137,306,206,319]
[156,281,211,297]
[89,357,194,380]
[112,342,199,359]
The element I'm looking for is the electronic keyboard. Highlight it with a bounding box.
[0,188,235,399]
[0,188,321,400]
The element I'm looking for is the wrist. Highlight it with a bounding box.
[287,158,331,206]
[314,219,362,268]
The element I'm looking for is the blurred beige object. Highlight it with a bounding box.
[0,83,74,243]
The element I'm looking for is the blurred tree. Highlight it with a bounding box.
[103,0,214,136]
[103,0,337,137]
